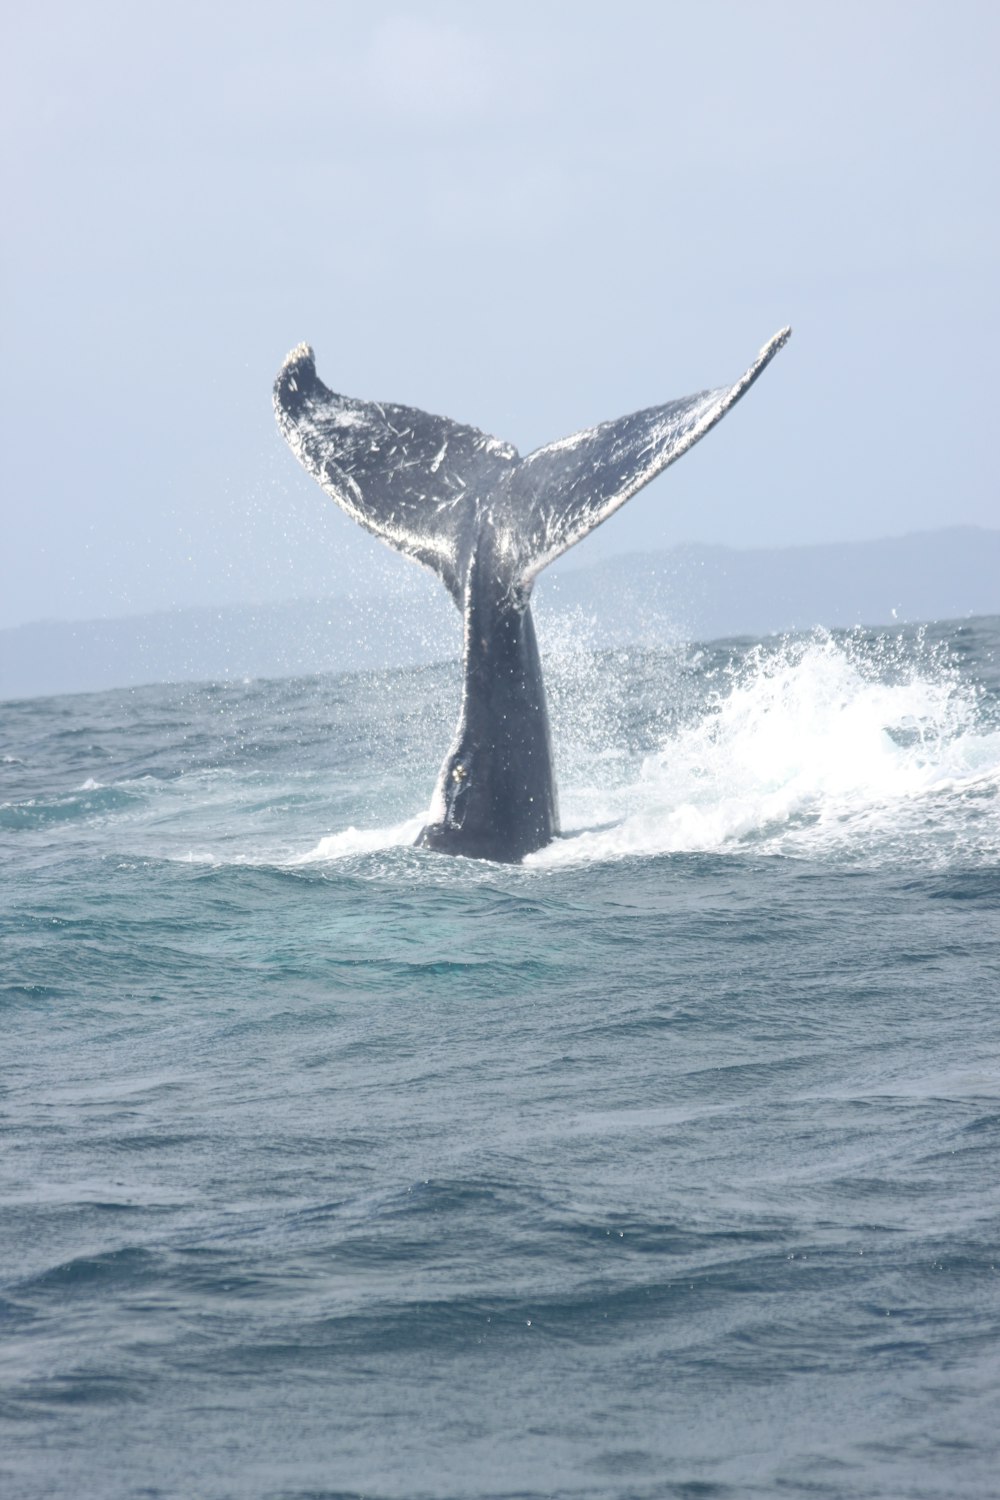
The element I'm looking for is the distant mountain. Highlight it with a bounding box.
[3,527,998,701]
[541,525,1000,645]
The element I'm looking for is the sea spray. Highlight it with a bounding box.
[541,627,999,866]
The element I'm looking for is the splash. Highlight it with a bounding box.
[134,625,996,874]
[294,815,426,863]
[532,631,1000,868]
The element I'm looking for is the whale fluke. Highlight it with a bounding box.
[274,343,519,605]
[511,327,790,583]
[274,329,790,860]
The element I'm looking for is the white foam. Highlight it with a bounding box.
[293,815,426,863]
[531,633,1000,868]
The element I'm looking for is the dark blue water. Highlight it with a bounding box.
[3,619,999,1499]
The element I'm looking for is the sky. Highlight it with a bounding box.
[2,0,997,628]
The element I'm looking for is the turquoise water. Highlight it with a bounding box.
[3,619,1000,1499]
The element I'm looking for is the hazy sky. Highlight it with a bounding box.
[2,1,997,627]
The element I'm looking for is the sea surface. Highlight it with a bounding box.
[2,615,1000,1500]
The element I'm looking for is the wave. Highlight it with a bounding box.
[0,782,146,830]
[533,631,999,867]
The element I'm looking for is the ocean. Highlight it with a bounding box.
[2,615,999,1500]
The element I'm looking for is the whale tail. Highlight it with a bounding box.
[273,328,790,600]
[274,330,790,861]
